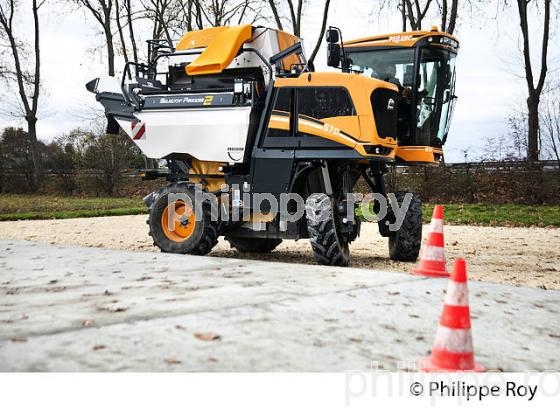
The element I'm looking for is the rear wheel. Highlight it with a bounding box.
[306,193,350,267]
[226,237,282,253]
[148,183,218,255]
[388,191,422,261]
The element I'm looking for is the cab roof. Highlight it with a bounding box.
[344,29,459,51]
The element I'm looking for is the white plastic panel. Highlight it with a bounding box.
[118,107,251,163]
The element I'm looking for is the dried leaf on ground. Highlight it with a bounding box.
[194,332,221,341]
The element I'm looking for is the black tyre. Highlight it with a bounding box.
[388,191,422,262]
[148,183,218,255]
[226,237,282,253]
[306,193,350,266]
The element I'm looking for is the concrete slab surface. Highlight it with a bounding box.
[0,240,558,372]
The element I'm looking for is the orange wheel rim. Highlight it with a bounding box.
[161,200,196,242]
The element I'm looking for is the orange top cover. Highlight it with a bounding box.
[177,25,253,76]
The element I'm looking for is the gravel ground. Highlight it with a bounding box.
[0,215,559,289]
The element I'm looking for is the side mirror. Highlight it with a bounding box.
[326,28,339,43]
[327,43,341,68]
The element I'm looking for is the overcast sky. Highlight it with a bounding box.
[0,0,558,163]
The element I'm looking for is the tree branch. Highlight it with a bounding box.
[309,0,331,65]
[536,0,550,94]
[267,0,283,30]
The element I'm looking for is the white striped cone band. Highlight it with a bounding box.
[420,245,445,261]
[444,282,469,306]
[430,218,444,233]
[433,326,474,354]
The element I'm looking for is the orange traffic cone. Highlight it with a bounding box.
[420,259,484,372]
[411,205,449,278]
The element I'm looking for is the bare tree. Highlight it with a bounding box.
[141,0,175,45]
[0,0,45,188]
[108,0,141,64]
[267,0,282,30]
[140,0,258,43]
[386,0,460,34]
[114,0,129,62]
[286,0,303,36]
[540,82,560,167]
[515,0,551,162]
[265,0,332,67]
[308,0,331,66]
[439,0,458,34]
[74,0,116,76]
[124,0,139,61]
[195,0,262,27]
[266,0,303,35]
[403,0,433,30]
[176,0,203,31]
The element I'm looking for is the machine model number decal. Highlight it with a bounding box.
[323,123,341,136]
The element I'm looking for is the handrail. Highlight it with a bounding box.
[120,47,274,111]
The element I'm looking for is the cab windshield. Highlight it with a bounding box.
[345,46,457,147]
[347,48,415,89]
[416,47,457,147]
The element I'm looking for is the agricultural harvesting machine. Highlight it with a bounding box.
[87,24,459,266]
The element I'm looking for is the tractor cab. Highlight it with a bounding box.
[326,27,459,164]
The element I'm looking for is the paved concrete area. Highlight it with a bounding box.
[0,239,559,372]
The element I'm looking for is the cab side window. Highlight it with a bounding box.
[267,87,296,138]
[298,88,355,120]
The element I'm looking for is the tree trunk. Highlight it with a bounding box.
[527,94,540,161]
[104,26,115,76]
[126,0,139,62]
[516,0,550,163]
[30,0,43,186]
[267,0,283,30]
[115,0,129,63]
[401,0,407,31]
[27,117,42,190]
[308,0,331,66]
[441,0,447,32]
[447,0,458,34]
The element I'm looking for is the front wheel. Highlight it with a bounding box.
[148,183,218,255]
[306,193,350,266]
[388,191,422,262]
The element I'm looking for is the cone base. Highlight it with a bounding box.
[410,267,450,278]
[419,357,485,373]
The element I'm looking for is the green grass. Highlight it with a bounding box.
[357,202,560,227]
[422,203,560,227]
[0,194,146,221]
[1,194,559,227]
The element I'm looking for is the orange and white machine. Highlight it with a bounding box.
[87,24,459,267]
